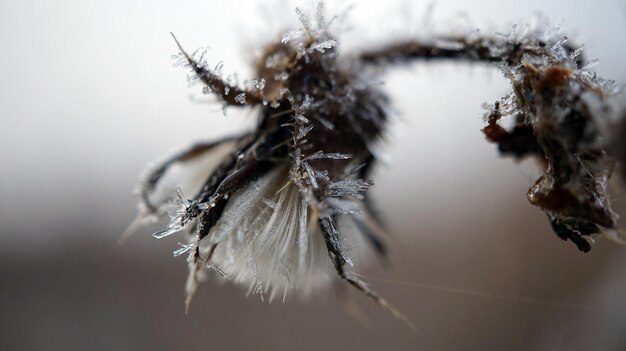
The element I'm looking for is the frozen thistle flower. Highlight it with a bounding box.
[125,3,623,327]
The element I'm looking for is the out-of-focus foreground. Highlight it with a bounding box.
[1,1,625,350]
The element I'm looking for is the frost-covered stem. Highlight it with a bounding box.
[359,36,580,67]
[361,38,499,64]
[170,33,262,106]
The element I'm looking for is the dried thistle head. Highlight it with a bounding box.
[124,3,407,323]
[124,3,623,325]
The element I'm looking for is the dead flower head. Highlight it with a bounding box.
[123,3,623,326]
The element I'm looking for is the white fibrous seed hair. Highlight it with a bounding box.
[124,3,624,326]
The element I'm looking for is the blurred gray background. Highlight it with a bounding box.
[1,0,626,350]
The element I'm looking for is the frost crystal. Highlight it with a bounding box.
[234,93,246,104]
[318,117,335,130]
[569,45,584,62]
[305,151,352,160]
[297,124,314,139]
[274,72,290,81]
[213,61,224,74]
[329,179,374,197]
[173,242,194,257]
[295,8,312,34]
[309,39,338,53]
[551,36,568,51]
[153,225,183,239]
[250,79,266,90]
[281,30,304,44]
[295,114,309,123]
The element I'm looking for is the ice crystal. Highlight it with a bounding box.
[281,30,304,44]
[173,242,195,260]
[274,71,290,81]
[297,124,314,139]
[295,7,312,34]
[295,114,309,123]
[304,151,352,160]
[329,179,374,197]
[234,92,246,104]
[250,78,266,90]
[309,39,338,53]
